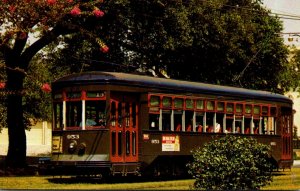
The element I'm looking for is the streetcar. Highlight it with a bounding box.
[47,71,293,177]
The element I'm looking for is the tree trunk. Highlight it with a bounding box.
[5,66,27,168]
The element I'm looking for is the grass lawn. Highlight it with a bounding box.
[262,168,300,190]
[0,168,299,190]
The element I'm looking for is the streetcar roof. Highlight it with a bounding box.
[53,71,292,104]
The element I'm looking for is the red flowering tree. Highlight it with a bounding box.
[0,0,108,169]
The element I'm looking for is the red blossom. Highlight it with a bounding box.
[19,32,27,39]
[47,0,56,5]
[0,83,6,89]
[9,5,16,13]
[41,83,51,93]
[70,6,81,16]
[93,9,104,18]
[100,45,109,53]
[67,0,73,2]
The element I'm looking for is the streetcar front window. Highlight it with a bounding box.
[66,101,82,128]
[53,102,63,130]
[85,100,106,129]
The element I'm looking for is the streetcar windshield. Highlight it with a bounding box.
[53,99,107,130]
[85,100,106,128]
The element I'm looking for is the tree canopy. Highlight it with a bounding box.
[53,0,296,94]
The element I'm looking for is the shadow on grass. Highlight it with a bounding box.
[47,175,190,184]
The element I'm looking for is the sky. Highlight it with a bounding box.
[262,0,300,46]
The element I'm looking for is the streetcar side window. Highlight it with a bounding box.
[253,119,260,134]
[270,107,277,135]
[118,102,123,127]
[244,117,251,134]
[162,97,172,108]
[162,110,171,131]
[206,112,214,133]
[132,103,137,128]
[216,113,224,133]
[111,102,116,127]
[150,95,160,107]
[185,110,194,132]
[125,103,130,127]
[195,112,204,132]
[149,113,159,130]
[185,99,194,110]
[226,117,233,133]
[174,110,183,131]
[149,95,160,130]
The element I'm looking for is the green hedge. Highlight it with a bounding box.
[187,135,273,190]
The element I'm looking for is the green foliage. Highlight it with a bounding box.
[23,53,68,122]
[164,0,289,93]
[0,46,70,130]
[284,47,300,92]
[54,0,296,94]
[187,135,273,190]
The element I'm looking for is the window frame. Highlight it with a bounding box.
[217,101,225,113]
[184,98,195,110]
[206,100,216,112]
[148,94,161,114]
[235,103,244,116]
[195,99,205,111]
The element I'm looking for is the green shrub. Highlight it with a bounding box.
[187,135,273,190]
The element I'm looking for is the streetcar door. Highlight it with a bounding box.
[110,98,138,163]
[281,114,292,160]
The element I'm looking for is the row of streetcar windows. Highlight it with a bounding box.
[53,91,286,136]
[148,94,278,135]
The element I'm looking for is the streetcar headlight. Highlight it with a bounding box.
[68,140,77,153]
[78,142,86,155]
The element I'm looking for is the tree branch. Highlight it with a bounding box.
[21,23,76,66]
[13,32,28,57]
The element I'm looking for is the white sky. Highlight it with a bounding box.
[262,0,300,46]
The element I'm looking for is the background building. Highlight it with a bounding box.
[0,121,51,156]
